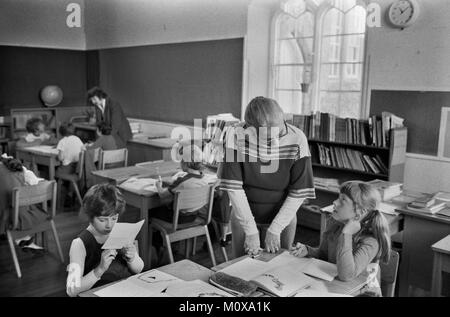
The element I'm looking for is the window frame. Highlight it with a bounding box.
[269,0,369,119]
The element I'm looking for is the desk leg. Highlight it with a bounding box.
[399,216,411,297]
[431,253,442,297]
[49,159,55,180]
[140,199,150,269]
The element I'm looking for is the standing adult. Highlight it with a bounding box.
[218,96,315,258]
[87,87,132,149]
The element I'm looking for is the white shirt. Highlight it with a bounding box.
[24,132,50,143]
[56,135,84,166]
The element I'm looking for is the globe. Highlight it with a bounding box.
[40,85,63,107]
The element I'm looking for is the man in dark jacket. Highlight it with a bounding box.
[87,87,132,149]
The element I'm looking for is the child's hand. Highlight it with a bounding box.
[122,243,137,263]
[290,242,308,258]
[96,249,117,276]
[155,179,163,193]
[342,219,361,235]
[264,230,280,253]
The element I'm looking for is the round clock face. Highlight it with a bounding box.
[389,0,419,27]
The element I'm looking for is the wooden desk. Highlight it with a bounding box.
[79,259,212,297]
[212,251,370,296]
[127,137,178,165]
[16,146,60,180]
[397,208,450,296]
[91,161,182,267]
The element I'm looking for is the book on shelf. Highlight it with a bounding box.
[406,200,448,214]
[368,179,403,201]
[288,111,403,148]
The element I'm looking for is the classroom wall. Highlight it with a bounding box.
[84,0,249,49]
[0,47,93,116]
[0,0,86,50]
[244,0,450,193]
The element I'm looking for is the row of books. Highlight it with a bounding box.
[311,143,388,175]
[314,177,340,192]
[285,111,404,148]
[204,114,239,167]
[405,192,450,214]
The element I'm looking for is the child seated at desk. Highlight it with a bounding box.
[153,144,209,224]
[55,123,84,175]
[0,155,46,252]
[290,181,391,296]
[86,122,117,151]
[66,184,144,297]
[16,117,57,149]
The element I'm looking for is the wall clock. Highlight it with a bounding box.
[388,0,421,28]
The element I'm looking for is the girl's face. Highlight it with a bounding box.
[332,193,357,223]
[34,123,45,136]
[91,214,119,235]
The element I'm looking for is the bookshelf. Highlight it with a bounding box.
[285,112,408,230]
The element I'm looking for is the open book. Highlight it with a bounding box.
[215,252,339,296]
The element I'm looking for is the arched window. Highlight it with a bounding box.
[270,0,367,119]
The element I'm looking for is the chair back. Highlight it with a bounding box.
[380,250,400,297]
[172,183,216,231]
[12,180,57,230]
[99,148,128,170]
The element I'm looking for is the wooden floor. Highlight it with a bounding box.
[0,205,320,297]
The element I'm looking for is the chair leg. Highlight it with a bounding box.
[163,234,175,263]
[204,226,217,267]
[71,181,83,206]
[50,220,64,263]
[148,226,154,269]
[6,231,22,278]
[192,237,197,256]
[57,179,63,211]
[185,239,191,259]
[41,231,47,250]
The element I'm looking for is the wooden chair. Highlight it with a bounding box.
[56,150,85,207]
[6,180,64,278]
[431,235,450,297]
[149,184,217,268]
[99,148,128,170]
[211,219,231,263]
[380,250,400,297]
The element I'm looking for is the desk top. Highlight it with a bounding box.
[79,260,212,297]
[129,136,178,148]
[92,161,181,183]
[16,145,59,157]
[397,208,450,225]
[212,251,368,296]
[72,123,97,131]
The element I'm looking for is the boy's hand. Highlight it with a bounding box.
[290,242,308,258]
[122,243,137,262]
[342,220,361,235]
[264,230,280,253]
[155,180,164,193]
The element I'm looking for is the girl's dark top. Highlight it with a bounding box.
[0,163,48,233]
[78,229,132,287]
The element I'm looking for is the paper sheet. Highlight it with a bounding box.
[119,177,158,192]
[102,220,144,250]
[294,290,352,297]
[94,270,181,297]
[160,280,232,297]
[302,258,338,282]
[25,145,59,155]
[219,257,271,281]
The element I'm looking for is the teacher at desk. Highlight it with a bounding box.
[218,97,315,258]
[87,87,132,149]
